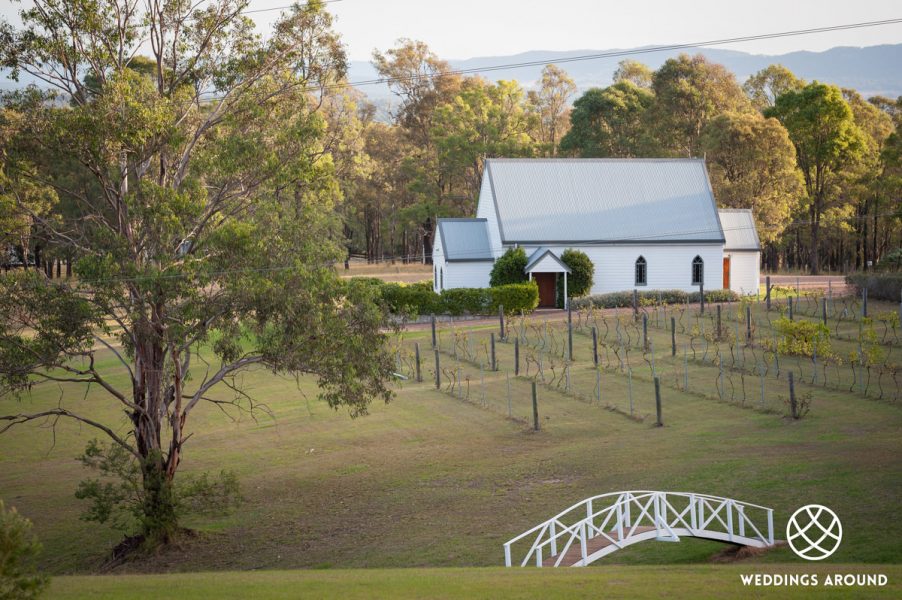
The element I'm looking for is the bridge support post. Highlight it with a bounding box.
[587,500,594,538]
[727,500,734,542]
[580,521,588,565]
[767,509,775,545]
[737,505,745,538]
[689,494,698,531]
[504,544,512,568]
[550,521,557,557]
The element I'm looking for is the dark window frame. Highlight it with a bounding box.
[635,256,647,287]
[691,256,704,286]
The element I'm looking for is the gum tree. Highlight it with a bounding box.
[0,0,394,547]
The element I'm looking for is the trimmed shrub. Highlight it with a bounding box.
[489,282,540,315]
[846,272,902,301]
[379,282,442,317]
[571,288,739,310]
[440,288,491,316]
[489,248,528,286]
[561,249,594,297]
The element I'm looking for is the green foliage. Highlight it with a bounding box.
[489,247,528,287]
[571,289,739,309]
[488,282,539,315]
[559,81,656,157]
[651,54,751,156]
[560,249,594,298]
[0,500,48,600]
[365,279,538,317]
[74,440,241,542]
[877,248,902,272]
[845,272,902,301]
[378,282,442,318]
[701,112,802,244]
[772,318,832,358]
[439,288,490,316]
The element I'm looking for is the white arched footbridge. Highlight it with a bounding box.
[503,491,775,567]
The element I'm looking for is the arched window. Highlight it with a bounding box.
[634,256,647,286]
[440,267,444,290]
[692,256,704,286]
[435,265,439,290]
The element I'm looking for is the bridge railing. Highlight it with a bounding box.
[503,490,775,567]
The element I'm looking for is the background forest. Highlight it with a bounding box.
[3,38,902,278]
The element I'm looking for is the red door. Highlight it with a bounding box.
[534,273,557,308]
[723,257,731,289]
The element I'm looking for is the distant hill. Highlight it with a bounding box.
[5,44,901,103]
[348,43,902,103]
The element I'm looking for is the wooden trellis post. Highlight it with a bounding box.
[532,381,540,431]
[491,333,497,372]
[415,343,422,383]
[592,326,598,366]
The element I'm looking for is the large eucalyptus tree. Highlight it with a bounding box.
[0,0,394,545]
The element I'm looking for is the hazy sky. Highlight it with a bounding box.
[2,0,901,61]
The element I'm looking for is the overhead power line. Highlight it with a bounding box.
[342,17,902,90]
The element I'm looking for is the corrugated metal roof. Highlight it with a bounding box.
[485,158,725,244]
[436,218,494,261]
[718,209,760,251]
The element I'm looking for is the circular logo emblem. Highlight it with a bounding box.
[786,504,842,561]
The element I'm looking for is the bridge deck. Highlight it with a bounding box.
[543,526,656,567]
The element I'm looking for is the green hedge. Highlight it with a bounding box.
[356,279,539,317]
[570,288,739,310]
[488,282,540,315]
[846,273,902,302]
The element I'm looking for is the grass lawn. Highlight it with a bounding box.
[1,298,900,582]
[46,565,902,599]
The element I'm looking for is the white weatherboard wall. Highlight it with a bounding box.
[725,251,760,296]
[521,244,724,294]
[442,262,493,289]
[432,219,494,290]
[475,174,503,258]
[432,227,445,292]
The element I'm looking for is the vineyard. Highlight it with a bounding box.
[390,292,902,428]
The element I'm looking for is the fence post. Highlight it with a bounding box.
[628,368,634,416]
[592,326,599,366]
[642,314,648,351]
[822,298,828,327]
[567,304,573,361]
[532,381,540,431]
[716,304,722,339]
[699,282,705,315]
[788,296,793,321]
[671,317,676,356]
[746,304,752,342]
[431,314,437,349]
[499,305,505,340]
[434,349,440,389]
[415,342,422,383]
[633,289,638,317]
[596,367,601,404]
[514,337,520,376]
[788,371,797,419]
[765,276,771,311]
[654,377,663,427]
[506,371,512,418]
[491,333,497,372]
[862,287,868,318]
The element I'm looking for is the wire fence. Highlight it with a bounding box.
[388,294,901,430]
